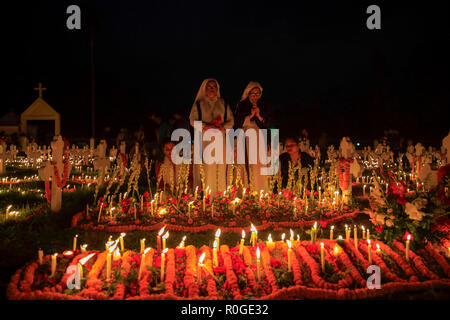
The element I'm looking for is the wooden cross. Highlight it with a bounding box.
[34,83,47,98]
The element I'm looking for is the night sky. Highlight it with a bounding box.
[4,0,450,146]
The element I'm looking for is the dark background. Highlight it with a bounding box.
[4,0,450,147]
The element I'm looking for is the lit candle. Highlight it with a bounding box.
[366,229,370,240]
[194,186,198,199]
[38,249,43,265]
[119,233,126,252]
[320,242,325,273]
[140,238,146,253]
[50,253,58,278]
[239,230,245,255]
[157,226,165,253]
[361,226,366,239]
[250,224,258,247]
[266,234,274,249]
[287,240,292,271]
[5,205,12,220]
[139,247,151,280]
[188,201,194,219]
[405,234,411,261]
[290,229,294,242]
[368,240,372,265]
[214,228,221,249]
[162,231,169,251]
[256,247,261,282]
[213,240,218,267]
[345,225,350,241]
[78,253,95,281]
[151,200,155,215]
[73,234,78,252]
[81,244,87,253]
[354,225,358,249]
[376,243,381,253]
[197,252,205,283]
[330,226,334,240]
[311,222,317,244]
[178,235,187,248]
[160,248,168,283]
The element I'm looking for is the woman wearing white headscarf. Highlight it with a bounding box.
[234,81,274,192]
[189,78,234,195]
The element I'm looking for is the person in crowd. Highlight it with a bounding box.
[234,81,273,192]
[280,136,314,189]
[189,78,234,195]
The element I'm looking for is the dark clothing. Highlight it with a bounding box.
[234,98,274,129]
[280,151,314,189]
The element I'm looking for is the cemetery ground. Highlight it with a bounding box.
[1,166,449,300]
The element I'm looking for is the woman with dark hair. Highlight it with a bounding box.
[279,136,314,189]
[234,81,274,192]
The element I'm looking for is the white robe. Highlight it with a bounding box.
[189,96,234,195]
[242,115,269,192]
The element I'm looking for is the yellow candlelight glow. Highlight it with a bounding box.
[320,242,325,272]
[239,230,245,255]
[287,240,292,271]
[213,240,218,267]
[281,233,286,242]
[162,231,169,250]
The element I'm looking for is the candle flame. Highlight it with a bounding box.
[120,233,126,238]
[182,236,186,241]
[143,247,151,255]
[198,252,206,264]
[313,222,317,229]
[290,229,294,239]
[281,233,285,241]
[158,226,166,236]
[108,240,119,253]
[287,240,292,249]
[320,242,324,248]
[268,234,273,243]
[162,231,169,240]
[53,253,58,257]
[63,251,73,256]
[361,226,365,231]
[338,235,343,240]
[188,201,194,206]
[81,244,88,249]
[79,253,96,265]
[213,239,218,249]
[242,230,245,239]
[7,205,12,210]
[256,247,260,259]
[158,208,167,215]
[376,243,381,251]
[407,234,411,241]
[331,225,334,230]
[215,228,221,238]
[162,248,168,254]
[368,239,371,245]
[250,223,257,233]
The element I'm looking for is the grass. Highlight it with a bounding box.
[0,177,448,300]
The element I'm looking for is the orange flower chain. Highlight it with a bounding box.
[7,240,450,300]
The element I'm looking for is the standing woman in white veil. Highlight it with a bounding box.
[235,81,273,192]
[189,78,234,195]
